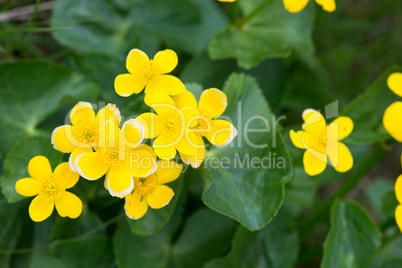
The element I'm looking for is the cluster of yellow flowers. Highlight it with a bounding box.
[383,72,402,232]
[15,49,237,222]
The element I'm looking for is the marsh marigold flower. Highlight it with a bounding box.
[394,158,402,232]
[52,102,121,172]
[172,88,237,168]
[15,156,82,222]
[114,49,185,104]
[283,0,335,13]
[75,119,157,198]
[124,160,183,219]
[136,91,199,160]
[290,109,353,176]
[383,72,402,142]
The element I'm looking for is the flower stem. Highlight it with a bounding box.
[239,0,275,25]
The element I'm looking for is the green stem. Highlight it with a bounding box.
[237,0,275,26]
[298,145,387,237]
[230,0,240,25]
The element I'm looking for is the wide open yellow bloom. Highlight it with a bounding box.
[172,88,238,168]
[290,109,354,176]
[52,102,121,172]
[75,120,157,198]
[114,49,185,102]
[15,156,82,222]
[136,91,199,160]
[383,72,402,142]
[283,0,336,13]
[124,160,183,220]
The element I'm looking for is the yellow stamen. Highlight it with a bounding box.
[134,174,158,197]
[39,175,64,200]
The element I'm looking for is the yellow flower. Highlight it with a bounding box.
[124,160,183,220]
[75,119,157,198]
[218,0,236,2]
[283,0,335,13]
[136,91,199,160]
[15,156,82,222]
[289,109,354,176]
[172,88,238,168]
[52,102,121,172]
[395,157,402,232]
[383,72,402,142]
[114,49,185,103]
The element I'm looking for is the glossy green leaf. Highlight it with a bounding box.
[208,0,314,69]
[342,66,402,144]
[114,205,236,267]
[381,191,399,218]
[322,200,381,268]
[0,61,99,157]
[365,178,394,219]
[201,73,292,231]
[205,208,299,268]
[128,176,183,236]
[1,136,62,203]
[285,167,318,207]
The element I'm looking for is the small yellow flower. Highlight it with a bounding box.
[136,91,199,160]
[218,0,236,2]
[172,88,238,168]
[52,102,121,172]
[395,157,402,232]
[74,119,157,198]
[289,109,354,176]
[383,72,402,142]
[124,160,183,220]
[283,0,335,13]
[114,49,185,102]
[15,156,82,222]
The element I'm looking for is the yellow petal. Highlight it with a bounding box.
[179,135,206,168]
[51,125,76,153]
[146,74,186,96]
[28,156,52,180]
[98,120,120,148]
[136,113,161,139]
[205,120,237,146]
[106,166,134,198]
[396,205,402,233]
[114,74,147,97]
[96,103,121,126]
[218,0,236,2]
[124,191,149,220]
[327,141,353,173]
[315,0,336,12]
[176,131,198,156]
[55,191,82,219]
[147,185,174,209]
[199,88,228,118]
[383,102,402,142]
[15,178,39,197]
[289,130,306,149]
[283,0,309,12]
[53,162,79,189]
[121,119,145,148]
[75,152,109,180]
[328,116,354,141]
[69,148,93,172]
[126,49,150,75]
[172,90,198,109]
[302,109,327,153]
[182,107,199,128]
[395,175,402,204]
[125,148,157,178]
[149,91,177,115]
[136,144,157,159]
[69,102,95,126]
[153,49,178,74]
[153,135,177,160]
[388,72,402,97]
[156,161,183,184]
[29,195,54,222]
[303,150,327,176]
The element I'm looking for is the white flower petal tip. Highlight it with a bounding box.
[106,175,134,198]
[74,153,99,181]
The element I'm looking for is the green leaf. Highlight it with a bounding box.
[322,200,381,268]
[205,208,299,268]
[1,136,62,203]
[0,61,99,157]
[127,176,183,235]
[208,0,315,69]
[377,260,402,268]
[381,191,399,218]
[201,73,292,231]
[342,66,402,144]
[365,178,394,219]
[114,205,236,268]
[285,167,318,208]
[51,0,225,56]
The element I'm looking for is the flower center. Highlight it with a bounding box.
[143,61,161,82]
[72,119,98,143]
[192,108,212,133]
[99,144,126,167]
[134,174,158,198]
[39,175,64,200]
[159,110,181,137]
